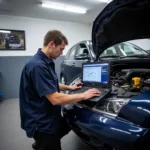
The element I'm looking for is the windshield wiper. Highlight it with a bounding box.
[120,55,150,59]
[99,55,120,58]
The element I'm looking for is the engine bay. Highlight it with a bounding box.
[111,68,150,97]
[95,61,150,115]
[111,65,150,98]
[70,61,150,115]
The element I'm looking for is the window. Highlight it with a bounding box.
[100,46,117,56]
[119,44,134,55]
[76,43,88,55]
[67,46,77,60]
[118,43,147,56]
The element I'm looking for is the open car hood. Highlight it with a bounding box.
[92,0,150,60]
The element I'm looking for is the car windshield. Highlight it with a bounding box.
[118,42,148,56]
[100,42,148,58]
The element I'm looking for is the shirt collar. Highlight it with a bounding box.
[37,48,54,64]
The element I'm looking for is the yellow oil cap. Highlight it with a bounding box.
[132,77,141,88]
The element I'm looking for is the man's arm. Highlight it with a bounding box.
[59,82,83,91]
[59,83,72,91]
[46,92,84,105]
[45,88,101,105]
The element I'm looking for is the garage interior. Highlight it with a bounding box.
[0,0,150,150]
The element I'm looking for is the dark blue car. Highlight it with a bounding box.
[62,0,150,150]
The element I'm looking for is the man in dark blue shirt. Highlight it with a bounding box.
[19,30,100,150]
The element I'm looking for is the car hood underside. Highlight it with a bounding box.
[92,0,150,59]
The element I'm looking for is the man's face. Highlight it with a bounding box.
[48,41,66,59]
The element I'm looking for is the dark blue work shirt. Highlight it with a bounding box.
[19,48,61,138]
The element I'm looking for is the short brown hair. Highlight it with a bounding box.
[43,30,68,46]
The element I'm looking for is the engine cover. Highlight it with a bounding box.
[121,69,150,81]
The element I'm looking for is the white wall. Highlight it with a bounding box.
[0,15,91,56]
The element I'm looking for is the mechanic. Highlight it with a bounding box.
[19,30,101,150]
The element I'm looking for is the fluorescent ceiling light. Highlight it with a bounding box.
[41,2,87,14]
[99,0,112,3]
[0,30,11,33]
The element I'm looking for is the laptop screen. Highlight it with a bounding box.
[82,62,109,84]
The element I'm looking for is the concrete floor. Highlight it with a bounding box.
[0,99,93,150]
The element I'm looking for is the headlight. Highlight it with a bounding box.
[106,98,129,114]
[95,97,130,115]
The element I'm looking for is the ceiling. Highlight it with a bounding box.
[0,0,107,24]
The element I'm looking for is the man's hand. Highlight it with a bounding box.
[69,82,83,91]
[82,88,101,100]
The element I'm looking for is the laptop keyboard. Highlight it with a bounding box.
[69,87,109,102]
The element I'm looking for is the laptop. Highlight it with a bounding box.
[70,61,111,102]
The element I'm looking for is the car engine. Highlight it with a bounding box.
[96,66,150,115]
[111,68,150,97]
